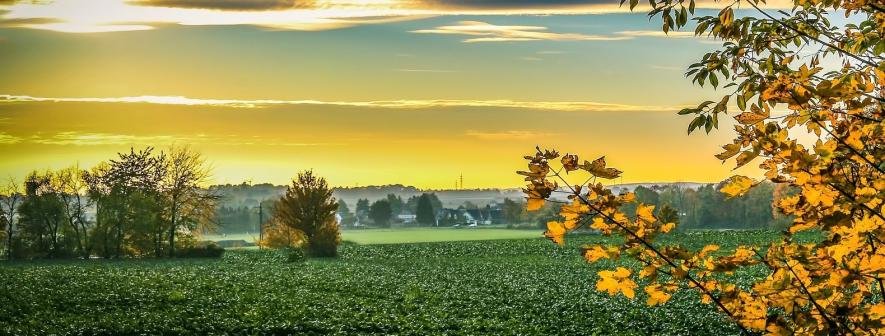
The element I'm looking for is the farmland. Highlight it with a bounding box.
[0,231,791,335]
[204,227,543,246]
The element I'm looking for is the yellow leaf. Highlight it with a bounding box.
[715,143,741,161]
[580,156,623,179]
[870,303,885,318]
[734,111,767,125]
[590,217,610,232]
[636,204,656,223]
[544,221,566,246]
[582,245,618,263]
[596,267,636,298]
[645,285,672,306]
[620,192,636,203]
[596,273,621,295]
[526,197,545,211]
[560,154,579,172]
[720,175,755,198]
[660,222,676,233]
[613,267,630,278]
[814,139,837,160]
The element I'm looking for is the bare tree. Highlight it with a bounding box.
[0,177,22,260]
[163,145,218,257]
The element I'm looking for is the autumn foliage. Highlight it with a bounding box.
[261,171,341,257]
[522,0,884,334]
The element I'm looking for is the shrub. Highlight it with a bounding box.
[174,242,224,258]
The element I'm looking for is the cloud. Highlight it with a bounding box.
[411,21,631,43]
[129,0,314,11]
[0,0,795,33]
[615,30,697,38]
[0,94,680,112]
[0,132,22,144]
[465,130,554,140]
[31,132,180,146]
[23,131,333,146]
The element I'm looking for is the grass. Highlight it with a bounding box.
[203,226,543,245]
[0,231,785,335]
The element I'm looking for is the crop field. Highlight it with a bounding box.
[0,231,788,335]
[204,227,543,245]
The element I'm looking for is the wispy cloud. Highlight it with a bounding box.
[22,131,334,147]
[0,132,22,144]
[0,94,679,112]
[615,30,696,38]
[465,130,554,140]
[412,21,631,43]
[31,132,181,146]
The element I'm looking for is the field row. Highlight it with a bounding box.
[0,231,785,335]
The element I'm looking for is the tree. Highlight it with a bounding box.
[100,147,167,258]
[337,200,356,228]
[523,0,884,332]
[369,200,392,228]
[0,178,21,259]
[18,171,66,258]
[266,170,340,257]
[55,166,93,258]
[162,145,218,257]
[355,198,370,215]
[501,198,524,224]
[415,194,436,226]
[386,194,404,216]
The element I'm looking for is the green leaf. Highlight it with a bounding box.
[736,94,746,111]
[688,116,704,134]
[705,115,713,133]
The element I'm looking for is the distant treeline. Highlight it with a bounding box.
[507,182,792,231]
[215,180,793,233]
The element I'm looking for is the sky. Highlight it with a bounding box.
[0,0,783,189]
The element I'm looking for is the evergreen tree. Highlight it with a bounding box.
[415,194,435,226]
[369,200,392,228]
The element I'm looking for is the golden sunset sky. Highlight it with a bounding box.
[0,0,787,188]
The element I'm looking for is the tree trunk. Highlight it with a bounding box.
[6,222,12,260]
[168,203,176,258]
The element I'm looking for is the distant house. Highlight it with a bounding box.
[397,213,417,224]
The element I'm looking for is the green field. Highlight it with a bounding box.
[0,231,788,335]
[204,227,544,245]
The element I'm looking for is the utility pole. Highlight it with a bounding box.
[255,202,264,249]
[460,173,464,190]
